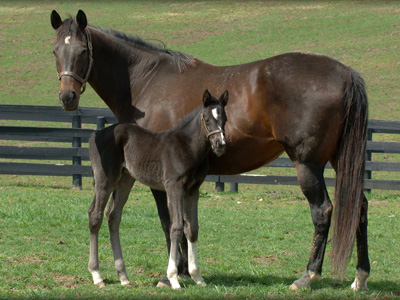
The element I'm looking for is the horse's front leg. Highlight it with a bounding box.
[88,187,113,288]
[184,191,206,286]
[165,186,185,290]
[106,173,135,286]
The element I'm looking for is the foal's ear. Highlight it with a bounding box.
[76,10,88,31]
[202,89,211,104]
[51,10,62,30]
[219,90,229,106]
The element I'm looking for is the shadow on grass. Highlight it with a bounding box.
[203,272,400,293]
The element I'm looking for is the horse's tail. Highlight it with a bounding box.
[331,68,368,279]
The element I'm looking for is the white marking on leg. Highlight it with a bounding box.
[188,240,206,286]
[351,268,369,291]
[64,36,71,44]
[167,256,181,289]
[90,270,104,287]
[290,269,321,290]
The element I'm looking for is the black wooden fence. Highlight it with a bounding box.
[1,105,400,191]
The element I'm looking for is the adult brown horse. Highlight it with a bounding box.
[51,10,369,290]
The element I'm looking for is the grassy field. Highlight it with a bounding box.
[0,1,399,120]
[0,1,399,299]
[0,176,399,299]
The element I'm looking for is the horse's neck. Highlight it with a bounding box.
[87,27,170,121]
[177,112,210,158]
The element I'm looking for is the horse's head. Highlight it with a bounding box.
[50,10,93,111]
[201,90,229,157]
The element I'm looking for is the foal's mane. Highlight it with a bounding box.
[170,98,222,132]
[169,106,202,132]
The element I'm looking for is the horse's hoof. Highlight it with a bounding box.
[197,281,207,287]
[351,269,369,291]
[289,282,300,290]
[95,281,106,288]
[156,276,171,288]
[121,281,131,287]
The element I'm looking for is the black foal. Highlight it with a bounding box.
[88,90,229,289]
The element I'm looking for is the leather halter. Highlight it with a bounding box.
[57,28,93,95]
[201,112,224,139]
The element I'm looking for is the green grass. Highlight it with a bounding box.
[0,177,399,299]
[0,1,400,299]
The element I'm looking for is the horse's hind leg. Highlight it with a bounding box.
[290,162,332,290]
[88,185,113,288]
[184,191,206,286]
[106,170,135,286]
[351,193,370,290]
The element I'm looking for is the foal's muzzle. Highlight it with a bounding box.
[211,136,227,157]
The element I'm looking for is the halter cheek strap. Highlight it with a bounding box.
[58,28,93,95]
[201,112,224,138]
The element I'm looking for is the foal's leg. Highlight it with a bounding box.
[290,162,332,290]
[165,186,185,289]
[106,171,135,286]
[351,193,370,291]
[88,185,114,288]
[184,191,206,286]
[152,189,189,288]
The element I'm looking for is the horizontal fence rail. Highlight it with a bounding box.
[1,105,399,191]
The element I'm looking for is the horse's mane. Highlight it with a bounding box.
[89,25,196,73]
[57,17,196,73]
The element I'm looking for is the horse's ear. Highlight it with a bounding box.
[76,10,88,31]
[202,89,211,104]
[51,10,62,30]
[220,90,229,106]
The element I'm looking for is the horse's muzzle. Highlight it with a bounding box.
[59,90,79,111]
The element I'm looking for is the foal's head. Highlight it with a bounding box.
[201,90,229,157]
[51,10,92,111]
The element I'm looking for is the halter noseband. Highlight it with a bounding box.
[57,28,93,95]
[201,112,224,139]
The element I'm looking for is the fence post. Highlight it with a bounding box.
[215,176,225,192]
[230,182,238,192]
[96,116,106,130]
[72,115,82,189]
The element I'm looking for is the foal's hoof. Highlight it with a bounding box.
[95,281,106,288]
[156,276,171,288]
[289,282,302,290]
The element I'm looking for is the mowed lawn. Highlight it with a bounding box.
[0,1,399,299]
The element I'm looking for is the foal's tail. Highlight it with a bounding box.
[331,68,368,279]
